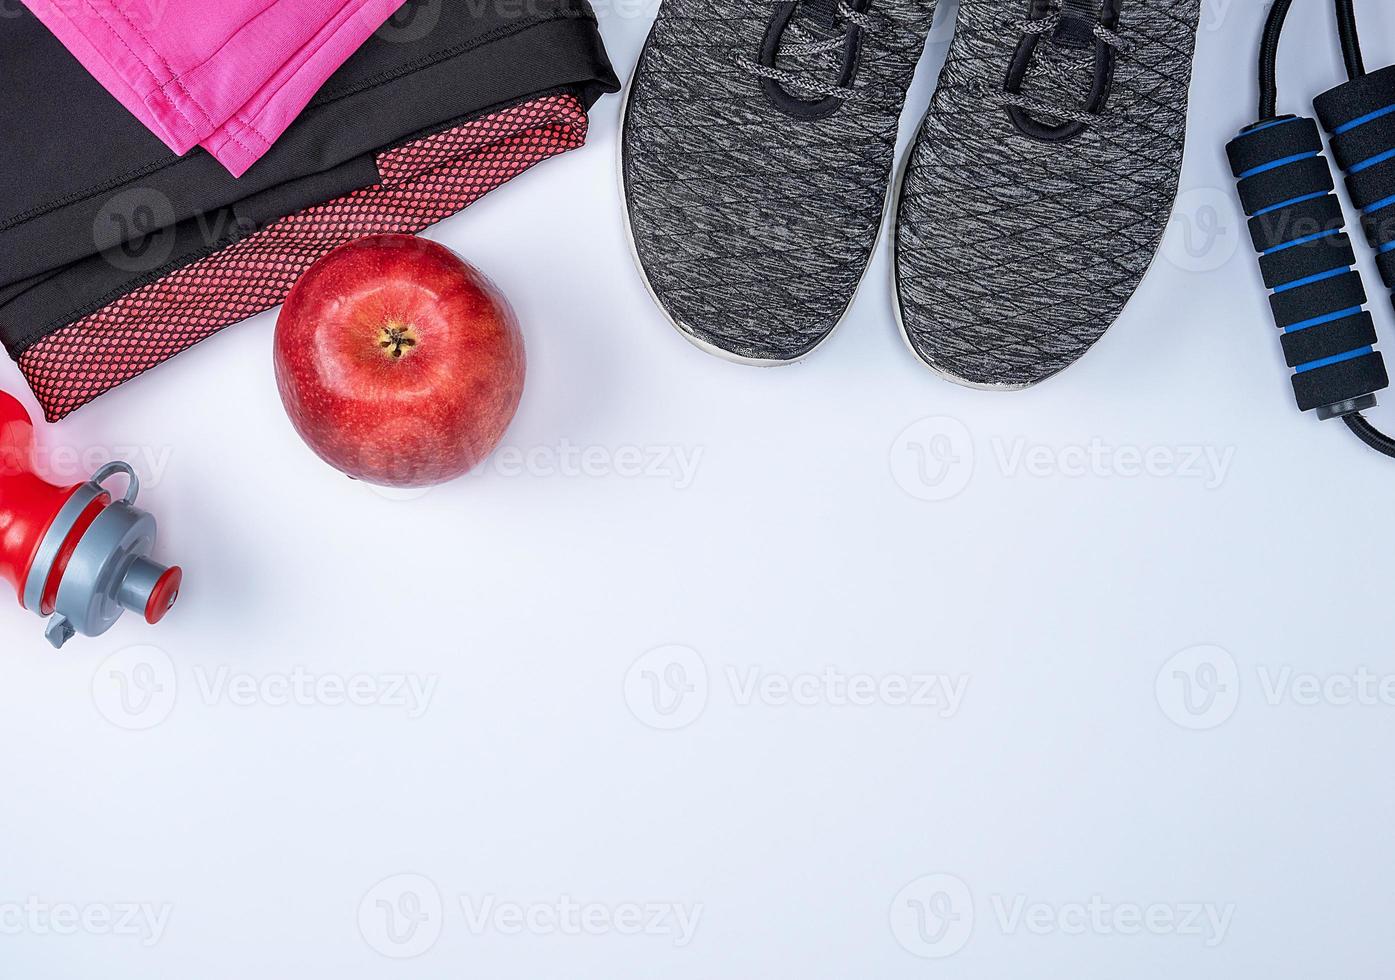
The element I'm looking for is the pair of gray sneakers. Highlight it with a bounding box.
[621,0,1202,388]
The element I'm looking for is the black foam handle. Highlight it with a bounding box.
[1227,116,1390,414]
[1316,67,1395,293]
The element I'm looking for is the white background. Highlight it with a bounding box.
[3,1,1394,976]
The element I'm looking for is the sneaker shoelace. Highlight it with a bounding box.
[1003,0,1130,135]
[741,0,879,107]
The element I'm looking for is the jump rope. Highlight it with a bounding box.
[1227,0,1395,458]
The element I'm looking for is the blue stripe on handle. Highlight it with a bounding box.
[1272,267,1350,293]
[1349,147,1395,174]
[1254,190,1329,216]
[1362,193,1395,215]
[1295,347,1374,373]
[1283,306,1364,333]
[1239,151,1320,179]
[1334,103,1395,135]
[1262,228,1341,255]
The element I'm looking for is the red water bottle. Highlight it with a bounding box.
[0,390,181,648]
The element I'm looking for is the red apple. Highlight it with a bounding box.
[274,234,525,487]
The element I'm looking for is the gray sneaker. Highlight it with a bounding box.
[621,0,938,364]
[893,0,1201,388]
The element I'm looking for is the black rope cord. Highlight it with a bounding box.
[1257,0,1292,119]
[1345,412,1395,456]
[1335,0,1366,80]
[1260,0,1363,118]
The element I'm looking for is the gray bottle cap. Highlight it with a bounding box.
[27,461,177,650]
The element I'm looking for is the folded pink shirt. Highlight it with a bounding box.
[21,0,408,176]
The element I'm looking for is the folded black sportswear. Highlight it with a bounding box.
[0,0,617,420]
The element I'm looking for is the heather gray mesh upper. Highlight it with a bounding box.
[894,0,1201,387]
[623,0,938,362]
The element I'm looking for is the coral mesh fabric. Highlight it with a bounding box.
[19,93,587,421]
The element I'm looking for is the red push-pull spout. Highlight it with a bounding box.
[0,390,84,605]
